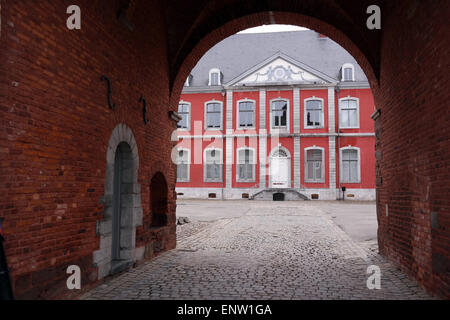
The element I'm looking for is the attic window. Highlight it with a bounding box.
[185,75,192,86]
[341,63,355,81]
[209,68,221,86]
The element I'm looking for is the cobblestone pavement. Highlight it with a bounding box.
[80,202,433,300]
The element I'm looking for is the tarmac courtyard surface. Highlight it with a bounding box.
[81,200,433,300]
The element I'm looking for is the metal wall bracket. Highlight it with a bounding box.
[169,110,182,122]
[140,96,149,125]
[371,108,381,120]
[101,75,116,110]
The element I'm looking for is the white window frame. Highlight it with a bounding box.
[204,100,223,130]
[270,98,290,132]
[208,68,221,86]
[339,146,361,183]
[176,148,190,182]
[203,148,223,183]
[236,147,257,183]
[177,100,191,131]
[304,146,325,183]
[304,97,325,129]
[341,63,355,81]
[339,96,360,129]
[236,98,256,130]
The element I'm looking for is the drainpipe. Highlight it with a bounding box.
[221,87,226,200]
[336,85,341,200]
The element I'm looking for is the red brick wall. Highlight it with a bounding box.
[0,0,177,299]
[373,0,450,299]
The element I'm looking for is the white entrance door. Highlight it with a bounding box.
[270,156,290,188]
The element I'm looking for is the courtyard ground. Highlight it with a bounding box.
[80,200,433,300]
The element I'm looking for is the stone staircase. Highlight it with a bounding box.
[250,188,309,201]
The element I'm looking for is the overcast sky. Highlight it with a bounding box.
[238,24,309,34]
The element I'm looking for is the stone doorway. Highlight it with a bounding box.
[111,142,134,271]
[94,124,143,279]
[269,147,291,188]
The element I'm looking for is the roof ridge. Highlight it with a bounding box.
[188,29,367,86]
[235,29,314,36]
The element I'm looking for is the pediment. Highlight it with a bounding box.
[227,53,335,86]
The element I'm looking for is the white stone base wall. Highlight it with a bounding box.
[224,188,262,199]
[176,187,376,201]
[176,187,225,200]
[335,188,376,201]
[301,189,337,200]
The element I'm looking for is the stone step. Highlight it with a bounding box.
[250,188,309,201]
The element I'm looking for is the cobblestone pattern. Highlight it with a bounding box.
[176,221,213,242]
[81,205,433,300]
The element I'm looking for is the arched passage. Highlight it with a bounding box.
[166,2,449,298]
[170,10,379,107]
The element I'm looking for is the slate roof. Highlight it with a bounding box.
[187,30,368,87]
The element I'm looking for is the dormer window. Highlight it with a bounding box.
[209,68,221,86]
[184,74,192,87]
[341,63,355,81]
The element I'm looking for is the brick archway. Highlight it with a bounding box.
[165,2,449,298]
[170,10,379,108]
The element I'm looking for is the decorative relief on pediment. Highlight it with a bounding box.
[236,58,326,85]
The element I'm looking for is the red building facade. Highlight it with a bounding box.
[175,31,376,200]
